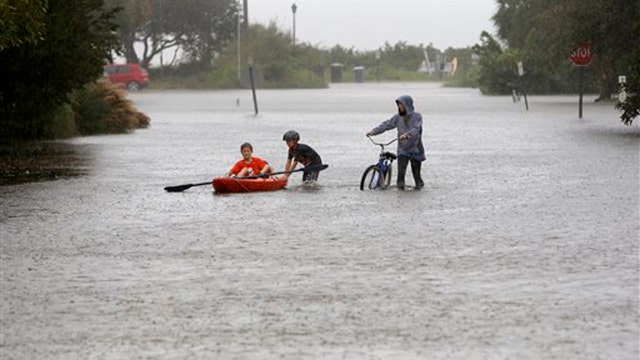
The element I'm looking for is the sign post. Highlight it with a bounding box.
[570,41,593,119]
[516,61,529,111]
[247,56,259,116]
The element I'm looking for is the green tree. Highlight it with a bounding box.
[108,0,237,69]
[492,0,549,49]
[525,0,638,99]
[106,0,152,64]
[238,22,326,88]
[0,0,119,140]
[328,45,356,68]
[615,21,640,125]
[489,0,639,100]
[0,0,47,50]
[382,41,424,71]
[472,31,521,94]
[615,53,640,125]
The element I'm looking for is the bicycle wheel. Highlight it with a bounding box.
[360,165,381,190]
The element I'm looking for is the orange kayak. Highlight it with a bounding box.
[212,176,288,194]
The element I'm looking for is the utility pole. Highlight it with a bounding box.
[237,1,242,80]
[242,0,248,34]
[291,3,297,45]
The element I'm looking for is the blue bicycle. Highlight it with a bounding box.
[360,136,398,190]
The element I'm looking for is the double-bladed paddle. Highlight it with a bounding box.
[163,164,329,192]
[241,164,328,179]
[163,181,213,193]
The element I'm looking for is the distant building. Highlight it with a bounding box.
[418,56,458,76]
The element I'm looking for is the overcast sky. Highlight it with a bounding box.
[247,0,498,51]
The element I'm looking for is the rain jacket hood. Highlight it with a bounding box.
[396,95,415,115]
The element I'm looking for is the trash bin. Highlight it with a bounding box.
[330,63,343,82]
[354,66,365,83]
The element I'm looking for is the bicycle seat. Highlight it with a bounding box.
[382,151,397,160]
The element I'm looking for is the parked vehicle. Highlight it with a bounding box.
[103,64,149,92]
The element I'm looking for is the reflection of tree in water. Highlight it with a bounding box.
[0,142,92,185]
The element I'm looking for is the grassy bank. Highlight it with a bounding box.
[146,66,470,90]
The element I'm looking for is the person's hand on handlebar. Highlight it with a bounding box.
[399,133,409,140]
[366,131,374,137]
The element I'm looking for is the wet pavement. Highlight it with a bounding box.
[1,83,638,359]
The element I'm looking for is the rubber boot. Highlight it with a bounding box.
[397,156,409,190]
[411,159,424,189]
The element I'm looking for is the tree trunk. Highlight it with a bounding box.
[122,32,140,64]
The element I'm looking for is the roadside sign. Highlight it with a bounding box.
[570,41,592,66]
[571,41,593,119]
[619,75,627,102]
[514,61,529,111]
[517,61,524,76]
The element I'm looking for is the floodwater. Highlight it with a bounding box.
[1,83,638,359]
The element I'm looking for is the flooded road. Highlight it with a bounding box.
[1,83,638,359]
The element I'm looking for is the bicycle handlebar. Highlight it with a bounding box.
[367,136,398,146]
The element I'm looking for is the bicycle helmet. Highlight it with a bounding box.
[282,130,300,141]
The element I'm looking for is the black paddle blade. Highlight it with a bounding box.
[164,184,194,192]
[164,181,212,192]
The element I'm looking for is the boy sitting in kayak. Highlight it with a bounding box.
[225,142,273,178]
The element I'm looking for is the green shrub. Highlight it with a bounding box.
[42,103,79,139]
[71,80,150,135]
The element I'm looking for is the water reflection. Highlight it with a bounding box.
[0,141,91,185]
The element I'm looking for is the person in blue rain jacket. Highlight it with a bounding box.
[366,95,425,189]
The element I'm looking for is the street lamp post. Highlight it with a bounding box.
[291,3,297,45]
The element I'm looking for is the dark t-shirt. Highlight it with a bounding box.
[288,143,322,166]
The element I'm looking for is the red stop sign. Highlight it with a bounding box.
[570,41,593,66]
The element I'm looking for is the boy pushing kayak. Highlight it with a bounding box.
[282,130,323,182]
